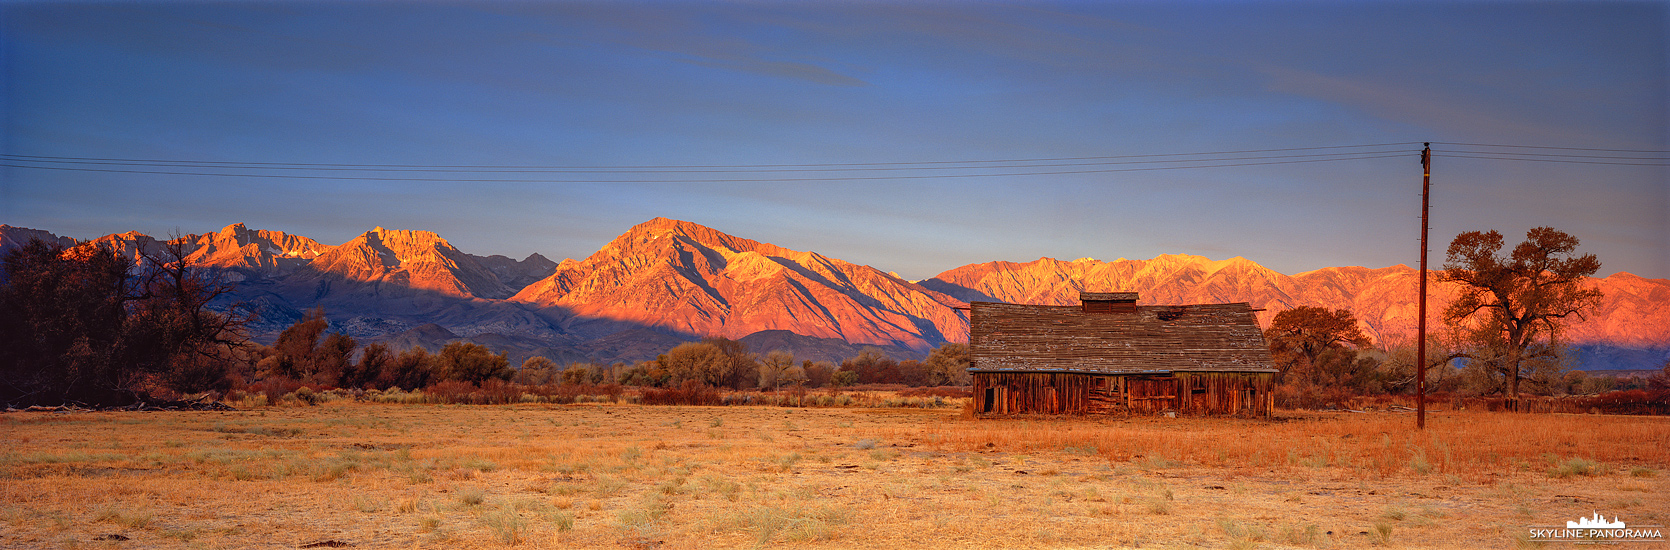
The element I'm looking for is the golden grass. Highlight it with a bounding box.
[0,403,1666,549]
[892,410,1670,480]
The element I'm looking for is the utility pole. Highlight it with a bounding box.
[1417,143,1430,430]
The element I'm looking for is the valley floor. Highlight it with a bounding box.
[1,402,1666,549]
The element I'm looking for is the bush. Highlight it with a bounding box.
[433,342,512,384]
[425,380,479,404]
[1548,457,1598,478]
[641,380,721,406]
[294,386,317,406]
[256,378,308,405]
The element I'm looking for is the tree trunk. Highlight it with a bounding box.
[1507,356,1522,412]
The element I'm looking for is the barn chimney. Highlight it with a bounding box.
[1080,291,1138,314]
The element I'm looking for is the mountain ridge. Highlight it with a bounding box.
[509,217,968,351]
[3,220,1665,369]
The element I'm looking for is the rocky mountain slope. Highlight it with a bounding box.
[180,223,326,278]
[0,224,78,253]
[3,220,1665,369]
[285,226,513,300]
[510,217,968,352]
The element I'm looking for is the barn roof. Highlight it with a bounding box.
[967,301,1277,374]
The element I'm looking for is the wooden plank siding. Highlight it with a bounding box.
[974,372,1103,415]
[973,371,1272,417]
[1173,372,1273,417]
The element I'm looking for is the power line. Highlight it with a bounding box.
[0,142,1422,170]
[1440,149,1667,161]
[1433,153,1669,166]
[1430,141,1670,154]
[0,153,1412,183]
[1425,141,1669,166]
[0,148,1415,174]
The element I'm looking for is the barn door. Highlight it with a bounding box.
[1188,376,1209,415]
[1128,376,1178,414]
[1087,377,1118,414]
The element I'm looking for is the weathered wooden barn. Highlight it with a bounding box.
[969,292,1277,417]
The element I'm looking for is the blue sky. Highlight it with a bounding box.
[2,1,1665,280]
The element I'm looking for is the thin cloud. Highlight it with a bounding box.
[1258,65,1569,142]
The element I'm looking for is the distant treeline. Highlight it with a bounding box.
[241,306,971,394]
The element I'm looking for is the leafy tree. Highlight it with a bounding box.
[263,306,358,387]
[315,332,358,386]
[832,369,859,388]
[896,360,929,387]
[619,360,670,387]
[802,360,835,388]
[379,346,435,390]
[1264,306,1371,383]
[269,307,328,380]
[344,342,392,389]
[0,237,251,405]
[435,342,513,384]
[0,240,133,405]
[1649,359,1670,392]
[923,342,971,386]
[703,337,758,389]
[662,342,726,386]
[560,363,594,386]
[1264,307,1378,408]
[841,348,900,384]
[1440,227,1602,409]
[515,356,557,385]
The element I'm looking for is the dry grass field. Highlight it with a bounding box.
[2,400,1667,549]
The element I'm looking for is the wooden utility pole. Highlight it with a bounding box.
[1417,143,1430,430]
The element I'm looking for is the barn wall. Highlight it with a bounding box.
[1174,372,1273,417]
[973,372,1105,415]
[973,371,1273,417]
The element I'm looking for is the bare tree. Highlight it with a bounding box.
[126,236,256,394]
[759,350,795,392]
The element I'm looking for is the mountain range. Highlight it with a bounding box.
[3,219,1666,370]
